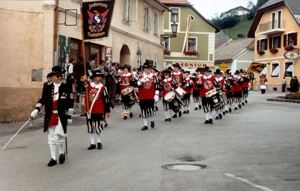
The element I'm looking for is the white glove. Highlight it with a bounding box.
[68,118,73,125]
[154,95,159,102]
[30,109,39,119]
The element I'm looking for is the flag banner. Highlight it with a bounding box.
[81,0,115,39]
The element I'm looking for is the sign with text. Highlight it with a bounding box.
[82,0,115,39]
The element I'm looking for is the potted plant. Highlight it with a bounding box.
[257,50,265,55]
[184,50,198,56]
[270,48,279,54]
[285,46,294,51]
[164,49,171,55]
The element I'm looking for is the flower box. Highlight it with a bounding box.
[270,48,279,54]
[164,49,171,55]
[257,50,265,55]
[183,50,198,56]
[285,46,295,51]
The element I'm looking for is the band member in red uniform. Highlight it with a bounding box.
[151,66,161,111]
[214,69,225,120]
[119,65,135,120]
[241,70,250,105]
[192,68,202,111]
[199,67,216,124]
[137,62,160,131]
[82,70,111,150]
[161,69,176,122]
[182,71,193,114]
[171,63,183,118]
[31,66,71,167]
[232,70,243,110]
[224,69,234,113]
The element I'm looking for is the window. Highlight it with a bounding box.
[272,10,282,29]
[285,62,293,77]
[154,11,159,35]
[257,39,268,51]
[187,38,197,52]
[284,33,298,46]
[163,38,170,50]
[170,7,179,23]
[271,63,280,77]
[144,6,151,32]
[270,36,281,49]
[123,0,137,23]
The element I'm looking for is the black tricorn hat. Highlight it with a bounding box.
[143,62,151,69]
[48,65,66,77]
[92,70,105,78]
[204,66,212,73]
[215,69,222,75]
[225,69,231,75]
[163,69,171,75]
[122,64,131,70]
[196,67,202,72]
[172,63,181,69]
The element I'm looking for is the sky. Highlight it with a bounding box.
[189,0,256,19]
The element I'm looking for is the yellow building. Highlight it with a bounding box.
[248,0,300,91]
[0,0,168,122]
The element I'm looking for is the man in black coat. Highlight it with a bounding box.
[31,66,72,167]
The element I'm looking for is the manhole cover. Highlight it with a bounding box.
[162,163,207,171]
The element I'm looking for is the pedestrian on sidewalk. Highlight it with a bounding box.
[290,76,299,93]
[259,74,267,94]
[31,66,72,167]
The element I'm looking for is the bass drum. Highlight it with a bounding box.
[206,89,223,109]
[121,87,137,107]
[164,91,182,113]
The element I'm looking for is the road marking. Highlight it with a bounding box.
[225,173,274,191]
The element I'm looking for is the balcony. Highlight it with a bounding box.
[259,20,285,35]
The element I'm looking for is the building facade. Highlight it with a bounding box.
[248,0,300,91]
[0,0,168,122]
[161,0,219,71]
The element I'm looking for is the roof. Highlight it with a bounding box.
[215,31,231,50]
[248,0,300,37]
[215,38,254,64]
[224,6,251,14]
[160,0,220,32]
[146,0,171,12]
[160,0,191,5]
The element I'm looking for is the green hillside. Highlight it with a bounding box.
[223,19,254,39]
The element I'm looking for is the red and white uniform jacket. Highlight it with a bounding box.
[120,72,133,91]
[242,75,250,90]
[183,77,194,94]
[199,75,216,97]
[232,75,243,93]
[86,82,111,114]
[215,76,226,92]
[172,71,183,86]
[48,83,61,127]
[193,74,203,93]
[161,77,176,97]
[137,73,157,101]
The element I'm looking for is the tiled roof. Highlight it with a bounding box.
[215,38,254,62]
[160,0,191,5]
[215,31,231,50]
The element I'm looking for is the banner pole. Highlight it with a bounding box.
[80,0,90,113]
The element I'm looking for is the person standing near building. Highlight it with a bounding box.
[282,77,286,93]
[259,74,268,94]
[30,66,71,167]
[290,76,299,93]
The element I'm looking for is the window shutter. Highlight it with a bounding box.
[293,32,298,46]
[284,35,287,47]
[257,40,260,51]
[129,0,137,22]
[265,39,268,50]
[123,0,129,21]
[278,35,281,48]
[269,38,272,49]
[148,9,151,31]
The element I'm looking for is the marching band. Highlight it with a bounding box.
[30,63,251,167]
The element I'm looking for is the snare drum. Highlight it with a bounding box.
[121,87,137,107]
[205,89,223,109]
[164,91,182,113]
[175,87,186,98]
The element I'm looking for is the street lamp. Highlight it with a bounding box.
[161,21,178,40]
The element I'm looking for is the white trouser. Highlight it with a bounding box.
[48,123,66,160]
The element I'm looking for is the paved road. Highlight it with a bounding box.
[0,92,300,191]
